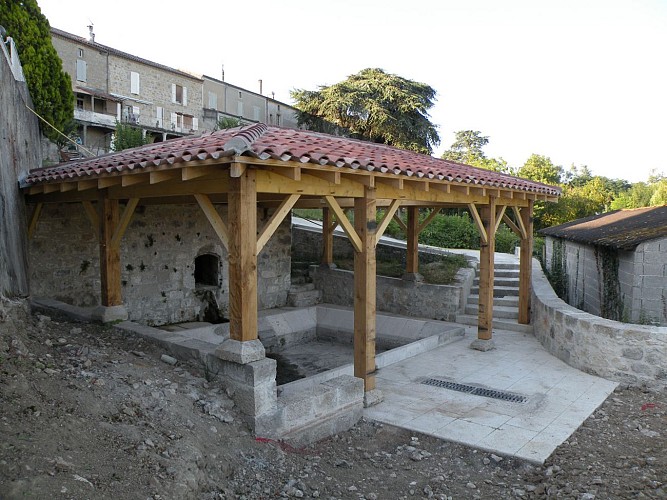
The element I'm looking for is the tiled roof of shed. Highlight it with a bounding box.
[25,124,561,196]
[539,206,667,250]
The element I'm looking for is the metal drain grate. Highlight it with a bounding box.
[421,378,527,403]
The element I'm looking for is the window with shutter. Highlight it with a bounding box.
[173,84,185,105]
[131,72,140,94]
[208,91,217,110]
[156,106,163,128]
[76,59,87,82]
[237,101,243,116]
[192,118,198,131]
[183,87,188,106]
[170,112,178,130]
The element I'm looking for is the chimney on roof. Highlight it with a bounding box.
[87,23,95,43]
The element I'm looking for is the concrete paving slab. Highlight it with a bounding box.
[363,326,618,464]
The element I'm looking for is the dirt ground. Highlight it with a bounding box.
[1,303,665,499]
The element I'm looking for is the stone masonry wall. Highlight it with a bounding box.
[0,39,37,297]
[29,203,290,326]
[532,258,667,388]
[311,266,474,321]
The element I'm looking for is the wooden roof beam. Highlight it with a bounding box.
[122,173,150,186]
[468,203,488,244]
[98,176,122,189]
[256,194,300,254]
[324,195,362,253]
[110,198,139,249]
[374,199,401,247]
[195,193,229,250]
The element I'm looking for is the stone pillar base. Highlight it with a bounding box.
[363,388,384,407]
[469,338,496,352]
[210,339,277,432]
[91,305,128,323]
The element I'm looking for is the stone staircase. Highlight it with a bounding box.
[288,262,322,307]
[456,261,533,334]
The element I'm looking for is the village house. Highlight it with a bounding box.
[50,26,300,157]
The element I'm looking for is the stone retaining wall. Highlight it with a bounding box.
[532,259,667,388]
[311,265,474,321]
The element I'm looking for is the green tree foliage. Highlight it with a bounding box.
[216,116,242,130]
[442,130,513,173]
[112,122,148,151]
[291,68,440,154]
[610,182,654,209]
[517,154,563,185]
[0,0,73,142]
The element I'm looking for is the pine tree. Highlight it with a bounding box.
[0,0,73,142]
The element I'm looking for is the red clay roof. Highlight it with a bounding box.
[25,124,561,196]
[539,206,667,250]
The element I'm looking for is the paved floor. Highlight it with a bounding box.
[364,326,618,464]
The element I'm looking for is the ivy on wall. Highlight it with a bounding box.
[546,239,569,302]
[594,246,624,321]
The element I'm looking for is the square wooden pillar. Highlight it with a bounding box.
[322,207,334,267]
[228,169,258,342]
[406,206,420,275]
[518,201,534,324]
[476,197,497,345]
[354,187,377,392]
[99,195,121,307]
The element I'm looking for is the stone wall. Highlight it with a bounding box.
[311,266,474,321]
[531,258,667,388]
[0,37,37,297]
[544,236,667,325]
[29,203,291,326]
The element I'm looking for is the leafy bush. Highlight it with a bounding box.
[419,213,480,249]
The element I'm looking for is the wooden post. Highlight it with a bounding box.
[477,197,497,341]
[228,168,258,342]
[322,207,334,267]
[99,195,122,306]
[354,187,377,392]
[406,206,419,275]
[518,201,534,324]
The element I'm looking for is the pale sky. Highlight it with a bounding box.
[38,0,667,183]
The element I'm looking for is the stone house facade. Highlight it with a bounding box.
[50,27,300,158]
[540,206,667,325]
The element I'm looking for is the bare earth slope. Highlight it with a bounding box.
[1,310,665,499]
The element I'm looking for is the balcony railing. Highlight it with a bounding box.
[74,108,117,128]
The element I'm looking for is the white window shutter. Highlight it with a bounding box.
[170,112,177,129]
[208,91,217,109]
[192,118,198,131]
[183,87,188,106]
[76,59,87,82]
[132,106,140,116]
[131,71,140,94]
[171,84,176,103]
[156,106,163,128]
[237,101,243,116]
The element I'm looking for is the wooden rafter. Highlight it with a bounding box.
[110,198,139,249]
[512,206,528,240]
[468,203,488,244]
[194,193,229,250]
[494,205,507,234]
[417,207,442,233]
[256,194,300,253]
[392,212,408,232]
[27,203,43,239]
[502,213,524,238]
[374,199,401,247]
[324,195,362,253]
[82,201,99,233]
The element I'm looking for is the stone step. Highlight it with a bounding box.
[290,283,315,293]
[473,277,520,287]
[287,288,321,308]
[465,304,518,319]
[492,269,520,278]
[455,314,533,334]
[491,262,520,270]
[470,285,519,297]
[467,295,519,307]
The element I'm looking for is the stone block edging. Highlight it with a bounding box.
[531,259,667,388]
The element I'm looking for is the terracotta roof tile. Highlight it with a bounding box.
[25,124,561,196]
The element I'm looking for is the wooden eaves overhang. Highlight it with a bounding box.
[23,124,561,391]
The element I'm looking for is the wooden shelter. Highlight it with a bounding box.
[23,124,560,391]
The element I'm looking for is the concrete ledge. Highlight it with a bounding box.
[532,258,667,388]
[215,339,265,364]
[30,297,96,322]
